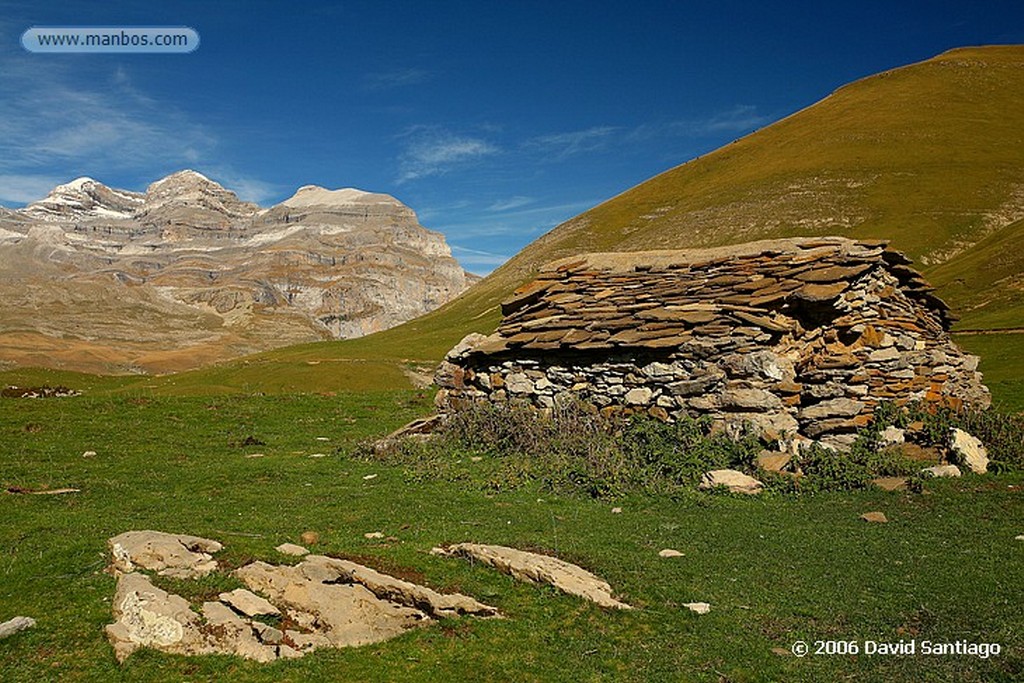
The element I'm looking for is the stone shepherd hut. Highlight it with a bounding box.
[435,237,990,448]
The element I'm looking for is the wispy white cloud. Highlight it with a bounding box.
[698,105,769,133]
[487,196,534,212]
[450,244,513,269]
[524,126,618,160]
[0,59,216,179]
[0,173,64,204]
[363,68,432,90]
[397,129,498,183]
[627,105,770,142]
[435,199,599,238]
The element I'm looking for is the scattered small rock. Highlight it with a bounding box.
[860,511,888,524]
[698,469,763,495]
[364,532,385,539]
[0,616,35,640]
[771,647,792,657]
[244,453,265,458]
[921,464,961,478]
[469,456,483,462]
[2,384,80,398]
[300,531,320,546]
[82,450,97,458]
[308,453,328,458]
[1015,535,1024,542]
[362,474,378,480]
[611,507,622,514]
[274,543,309,557]
[683,602,710,615]
[315,437,330,442]
[658,549,683,558]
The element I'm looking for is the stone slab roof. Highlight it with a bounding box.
[476,237,951,355]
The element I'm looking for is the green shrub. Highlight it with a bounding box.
[357,398,1024,498]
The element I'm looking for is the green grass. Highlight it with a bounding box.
[954,333,1024,413]
[1,390,1022,682]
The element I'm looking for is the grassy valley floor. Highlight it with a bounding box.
[1,389,1022,682]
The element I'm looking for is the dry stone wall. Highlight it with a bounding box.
[436,238,989,448]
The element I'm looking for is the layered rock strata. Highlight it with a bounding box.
[0,171,470,373]
[435,237,989,447]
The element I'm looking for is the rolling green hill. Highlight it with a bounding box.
[3,46,1022,399]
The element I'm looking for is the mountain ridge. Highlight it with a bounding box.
[0,171,471,374]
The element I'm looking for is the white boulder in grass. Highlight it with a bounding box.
[949,428,989,474]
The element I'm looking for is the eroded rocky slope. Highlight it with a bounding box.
[0,171,470,373]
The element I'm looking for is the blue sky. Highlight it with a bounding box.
[1,1,1022,273]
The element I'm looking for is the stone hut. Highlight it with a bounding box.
[435,237,990,448]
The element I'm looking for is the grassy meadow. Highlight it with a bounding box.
[1,381,1022,682]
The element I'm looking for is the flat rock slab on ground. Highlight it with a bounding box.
[860,511,889,523]
[105,531,498,663]
[432,543,632,610]
[0,616,35,640]
[108,530,222,578]
[698,469,764,495]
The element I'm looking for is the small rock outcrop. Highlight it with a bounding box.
[432,543,632,610]
[436,238,990,449]
[107,531,222,579]
[106,572,213,662]
[104,531,498,663]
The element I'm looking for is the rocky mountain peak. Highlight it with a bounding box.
[0,169,471,373]
[141,170,259,221]
[281,185,402,209]
[21,176,145,222]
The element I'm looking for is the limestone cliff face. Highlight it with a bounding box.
[0,171,470,373]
